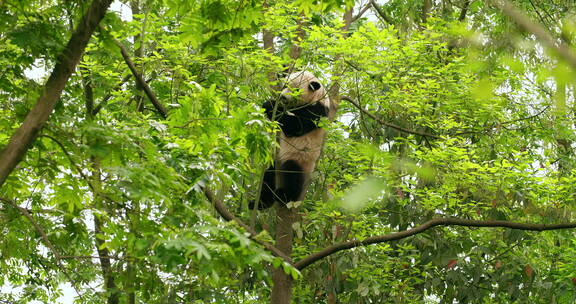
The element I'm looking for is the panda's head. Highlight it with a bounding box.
[280,71,326,106]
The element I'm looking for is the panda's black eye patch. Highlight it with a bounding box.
[309,81,321,91]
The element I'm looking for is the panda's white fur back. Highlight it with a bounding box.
[278,128,326,173]
[277,70,333,173]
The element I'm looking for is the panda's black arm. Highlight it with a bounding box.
[262,99,284,120]
[291,102,328,120]
[278,102,329,137]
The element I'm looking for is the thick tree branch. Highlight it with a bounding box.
[295,217,576,270]
[202,188,293,264]
[458,0,471,22]
[0,0,113,188]
[80,67,95,115]
[488,0,576,70]
[109,34,168,118]
[341,96,441,139]
[327,8,354,110]
[352,4,371,23]
[370,0,393,25]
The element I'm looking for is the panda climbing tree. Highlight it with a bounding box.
[251,71,335,210]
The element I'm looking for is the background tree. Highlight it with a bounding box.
[1,0,576,303]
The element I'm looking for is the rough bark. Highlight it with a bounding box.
[288,15,306,61]
[270,204,299,304]
[0,0,113,188]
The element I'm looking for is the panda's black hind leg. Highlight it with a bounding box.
[250,165,277,210]
[276,160,305,204]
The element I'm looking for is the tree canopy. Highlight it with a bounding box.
[1,0,576,303]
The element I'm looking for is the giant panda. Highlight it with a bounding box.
[251,70,335,210]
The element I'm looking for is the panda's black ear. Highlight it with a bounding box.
[309,81,321,91]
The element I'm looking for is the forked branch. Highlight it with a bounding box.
[107,32,168,118]
[203,188,293,264]
[370,0,393,25]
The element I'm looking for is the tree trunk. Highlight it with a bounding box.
[94,214,120,304]
[421,0,432,24]
[269,7,352,304]
[288,15,306,61]
[270,204,298,304]
[81,54,120,304]
[269,10,306,303]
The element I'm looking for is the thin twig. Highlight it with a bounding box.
[341,96,441,139]
[59,255,129,261]
[0,197,62,259]
[39,134,119,205]
[526,0,549,28]
[0,207,64,214]
[488,0,576,69]
[295,217,576,270]
[174,117,227,128]
[39,135,91,189]
[0,197,85,296]
[92,74,132,115]
[452,105,549,136]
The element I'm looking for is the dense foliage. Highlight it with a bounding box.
[1,0,576,303]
